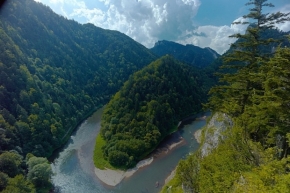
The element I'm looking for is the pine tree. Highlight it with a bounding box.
[205,0,290,153]
[206,0,290,117]
[245,45,290,147]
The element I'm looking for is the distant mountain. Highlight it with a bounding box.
[0,0,157,157]
[150,40,220,68]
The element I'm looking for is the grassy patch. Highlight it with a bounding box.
[93,134,114,170]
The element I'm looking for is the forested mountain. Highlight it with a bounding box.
[95,55,210,169]
[150,40,220,68]
[0,0,157,158]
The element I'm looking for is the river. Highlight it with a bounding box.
[51,108,209,193]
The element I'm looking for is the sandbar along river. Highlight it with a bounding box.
[51,108,209,193]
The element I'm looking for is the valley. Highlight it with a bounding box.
[0,0,290,192]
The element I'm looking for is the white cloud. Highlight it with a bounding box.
[47,0,85,8]
[70,8,105,24]
[39,0,246,54]
[277,22,290,32]
[274,4,290,32]
[49,0,65,4]
[177,17,249,54]
[33,0,86,19]
[65,0,201,49]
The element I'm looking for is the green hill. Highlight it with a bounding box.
[95,55,209,169]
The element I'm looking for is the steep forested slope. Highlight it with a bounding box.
[0,0,157,158]
[150,40,220,68]
[161,1,290,192]
[95,55,209,168]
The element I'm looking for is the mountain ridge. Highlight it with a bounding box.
[150,40,220,68]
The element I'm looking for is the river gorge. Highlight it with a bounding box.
[51,108,209,193]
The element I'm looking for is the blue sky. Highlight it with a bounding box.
[194,0,289,25]
[34,0,290,54]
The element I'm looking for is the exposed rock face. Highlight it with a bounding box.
[200,113,233,157]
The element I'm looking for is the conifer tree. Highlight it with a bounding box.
[245,45,290,148]
[206,0,290,152]
[206,0,290,117]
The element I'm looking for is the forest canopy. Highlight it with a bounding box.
[0,0,156,158]
[97,55,209,168]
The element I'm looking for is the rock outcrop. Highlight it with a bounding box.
[200,113,233,157]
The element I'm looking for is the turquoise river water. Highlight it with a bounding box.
[51,108,209,193]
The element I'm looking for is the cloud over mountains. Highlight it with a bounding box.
[35,0,290,54]
[72,0,201,50]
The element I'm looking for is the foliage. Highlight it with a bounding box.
[0,152,51,192]
[174,123,253,192]
[96,55,210,169]
[0,151,22,178]
[233,150,290,193]
[176,152,200,192]
[27,156,52,188]
[174,124,290,193]
[2,174,36,193]
[160,176,183,193]
[0,172,9,191]
[206,0,290,144]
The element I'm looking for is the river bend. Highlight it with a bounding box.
[51,108,209,193]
